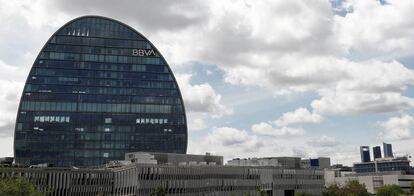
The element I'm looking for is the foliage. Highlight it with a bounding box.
[150,186,166,196]
[295,192,313,196]
[322,180,371,196]
[256,187,267,196]
[411,181,414,194]
[323,183,344,196]
[376,185,405,196]
[0,176,43,196]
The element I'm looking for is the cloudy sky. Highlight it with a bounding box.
[1,0,414,166]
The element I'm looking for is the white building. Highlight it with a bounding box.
[227,157,301,168]
[325,171,414,194]
[301,157,331,169]
[0,153,325,196]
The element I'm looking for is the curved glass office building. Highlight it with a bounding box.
[14,16,187,167]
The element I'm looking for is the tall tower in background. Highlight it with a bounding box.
[373,146,382,160]
[383,142,393,158]
[360,146,371,162]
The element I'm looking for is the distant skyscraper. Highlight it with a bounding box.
[383,142,393,158]
[360,146,371,162]
[373,146,382,160]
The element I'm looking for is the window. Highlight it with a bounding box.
[105,118,112,124]
[104,133,111,140]
[75,127,84,132]
[136,118,168,125]
[16,123,23,131]
[103,152,109,158]
[34,115,70,123]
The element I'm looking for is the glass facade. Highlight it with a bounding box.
[360,146,371,163]
[354,159,411,173]
[14,16,187,167]
[383,142,393,158]
[373,146,382,160]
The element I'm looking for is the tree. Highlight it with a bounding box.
[323,183,344,196]
[256,187,267,196]
[0,176,43,196]
[150,186,166,196]
[343,180,371,196]
[411,181,414,195]
[323,180,370,196]
[376,185,405,196]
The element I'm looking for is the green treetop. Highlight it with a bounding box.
[376,184,405,196]
[0,176,43,196]
[323,180,370,196]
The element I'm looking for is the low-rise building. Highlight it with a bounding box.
[124,152,223,166]
[329,172,414,194]
[227,157,301,169]
[0,153,324,196]
[324,164,354,187]
[353,156,411,173]
[0,164,324,196]
[301,157,331,169]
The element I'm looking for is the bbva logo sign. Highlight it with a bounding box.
[132,49,156,56]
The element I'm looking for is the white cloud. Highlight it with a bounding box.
[275,107,322,126]
[206,127,256,146]
[188,125,359,166]
[378,114,414,141]
[251,122,305,137]
[225,56,414,115]
[206,69,213,76]
[336,0,414,57]
[0,136,13,157]
[0,0,67,66]
[0,61,28,137]
[48,0,209,32]
[193,127,264,158]
[307,135,341,147]
[162,0,414,116]
[187,116,207,132]
[310,59,414,115]
[312,91,414,115]
[250,107,321,138]
[176,74,231,117]
[6,0,414,117]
